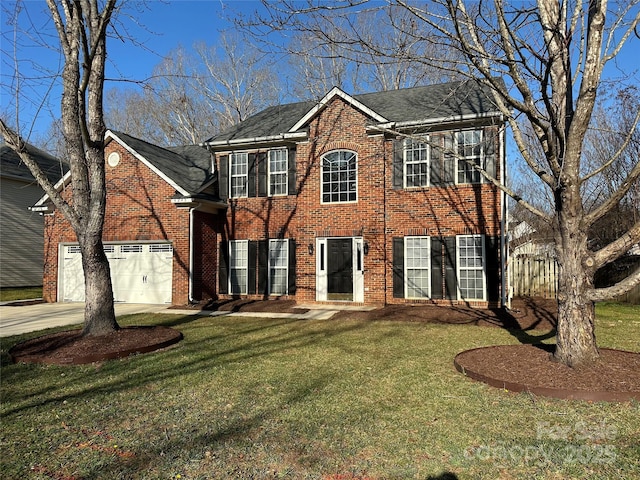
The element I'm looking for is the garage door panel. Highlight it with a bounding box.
[61,242,173,304]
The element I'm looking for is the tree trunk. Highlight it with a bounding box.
[553,221,600,367]
[79,234,118,336]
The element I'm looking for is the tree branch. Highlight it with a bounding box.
[587,264,640,302]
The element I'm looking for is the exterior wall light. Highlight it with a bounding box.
[308,243,314,255]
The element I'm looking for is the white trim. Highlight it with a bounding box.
[203,132,307,148]
[290,87,388,133]
[367,111,502,134]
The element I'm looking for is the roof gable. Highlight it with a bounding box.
[288,87,388,132]
[107,131,215,196]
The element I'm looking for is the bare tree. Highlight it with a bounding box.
[106,34,279,145]
[245,0,640,367]
[1,0,119,336]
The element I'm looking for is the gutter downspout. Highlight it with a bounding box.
[189,204,201,303]
[499,118,509,309]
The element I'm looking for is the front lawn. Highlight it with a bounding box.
[1,303,638,479]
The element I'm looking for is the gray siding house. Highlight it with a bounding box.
[0,144,65,288]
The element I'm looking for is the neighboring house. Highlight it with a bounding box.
[39,79,507,307]
[0,143,65,288]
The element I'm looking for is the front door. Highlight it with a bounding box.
[327,238,353,300]
[316,237,364,302]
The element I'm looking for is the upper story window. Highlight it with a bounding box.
[322,150,357,203]
[230,152,248,198]
[269,149,288,196]
[456,130,483,184]
[404,139,429,188]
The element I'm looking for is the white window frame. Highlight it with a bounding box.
[404,236,431,299]
[268,239,288,295]
[455,129,483,184]
[321,150,358,204]
[456,234,486,301]
[268,148,288,196]
[229,240,248,295]
[230,152,249,198]
[403,138,429,188]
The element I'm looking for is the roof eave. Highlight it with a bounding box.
[202,131,308,149]
[367,110,504,134]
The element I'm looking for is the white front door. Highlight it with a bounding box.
[316,237,364,302]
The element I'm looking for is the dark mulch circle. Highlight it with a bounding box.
[9,326,182,365]
[454,344,640,402]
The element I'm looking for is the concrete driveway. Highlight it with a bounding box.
[0,302,169,337]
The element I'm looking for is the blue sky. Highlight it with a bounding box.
[1,1,638,143]
[1,0,257,140]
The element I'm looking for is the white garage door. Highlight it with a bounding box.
[60,243,173,304]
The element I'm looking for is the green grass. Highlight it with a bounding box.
[0,286,43,302]
[1,304,639,479]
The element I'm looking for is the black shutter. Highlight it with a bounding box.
[258,240,269,295]
[444,236,457,300]
[485,235,501,302]
[484,127,497,181]
[430,237,444,299]
[248,153,257,198]
[430,134,443,186]
[392,139,404,189]
[443,133,455,185]
[257,152,268,197]
[219,240,229,294]
[248,240,258,295]
[288,239,296,295]
[219,155,229,200]
[392,237,404,298]
[288,148,297,195]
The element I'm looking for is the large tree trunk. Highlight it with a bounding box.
[80,234,118,336]
[553,214,600,367]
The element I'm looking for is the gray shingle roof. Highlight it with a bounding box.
[208,79,500,143]
[0,143,66,184]
[111,131,216,196]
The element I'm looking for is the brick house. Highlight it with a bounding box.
[39,79,507,307]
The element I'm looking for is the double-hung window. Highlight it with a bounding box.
[457,235,485,300]
[456,130,483,184]
[229,240,248,294]
[269,239,288,295]
[269,149,288,196]
[404,139,429,188]
[405,236,431,298]
[321,150,357,203]
[230,152,248,198]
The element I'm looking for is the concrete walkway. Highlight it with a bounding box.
[0,301,369,337]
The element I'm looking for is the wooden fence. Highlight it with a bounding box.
[509,254,640,304]
[510,255,558,299]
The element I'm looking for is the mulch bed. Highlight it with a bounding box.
[455,345,640,402]
[9,326,182,365]
[7,297,639,401]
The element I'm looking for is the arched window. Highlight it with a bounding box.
[321,150,357,203]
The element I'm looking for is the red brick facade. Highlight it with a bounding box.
[216,96,504,307]
[43,90,504,308]
[42,138,219,305]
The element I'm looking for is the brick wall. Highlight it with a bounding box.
[218,98,504,306]
[42,139,219,305]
